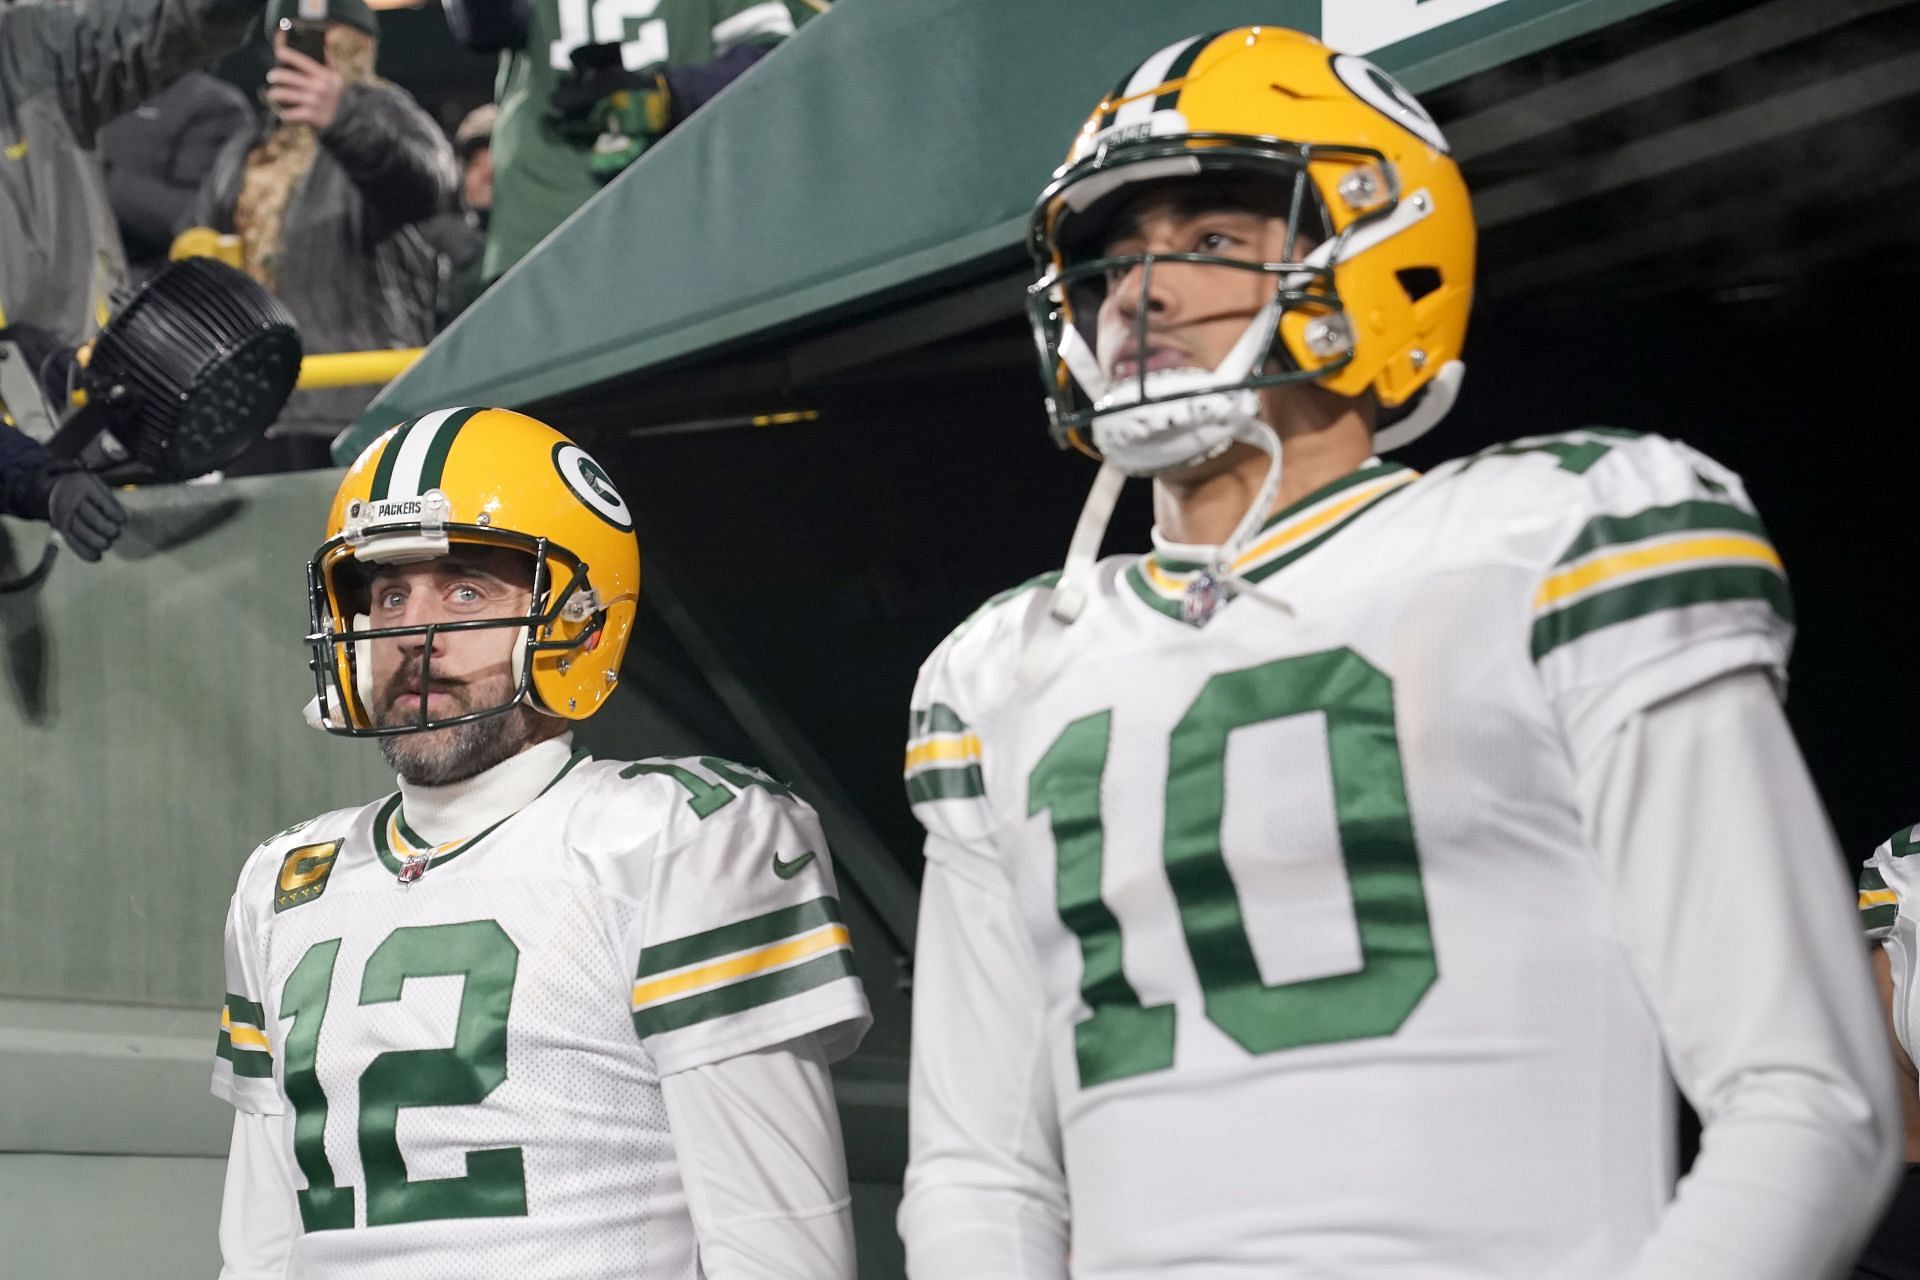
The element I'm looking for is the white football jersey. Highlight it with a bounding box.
[904,431,1795,1278]
[213,750,870,1279]
[1860,825,1920,1065]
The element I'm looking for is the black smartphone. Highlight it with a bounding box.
[278,17,328,64]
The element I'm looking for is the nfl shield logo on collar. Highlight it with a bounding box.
[1181,572,1229,626]
[397,854,430,886]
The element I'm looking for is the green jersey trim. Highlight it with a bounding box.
[1125,463,1417,624]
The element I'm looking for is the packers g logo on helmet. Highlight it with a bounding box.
[304,406,642,736]
[1027,25,1476,463]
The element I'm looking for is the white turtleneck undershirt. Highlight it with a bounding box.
[218,736,857,1279]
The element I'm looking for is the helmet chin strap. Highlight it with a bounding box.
[1020,283,1290,682]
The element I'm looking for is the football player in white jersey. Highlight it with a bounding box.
[1856,826,1920,1278]
[212,407,869,1279]
[897,26,1897,1280]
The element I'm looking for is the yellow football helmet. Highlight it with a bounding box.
[305,406,641,736]
[1027,25,1476,458]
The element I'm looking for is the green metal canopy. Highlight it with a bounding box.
[342,0,1679,458]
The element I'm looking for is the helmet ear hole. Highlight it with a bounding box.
[1395,267,1442,303]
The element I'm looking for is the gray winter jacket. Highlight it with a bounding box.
[186,82,456,440]
[0,0,263,346]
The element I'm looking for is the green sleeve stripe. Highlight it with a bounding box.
[215,1032,275,1077]
[909,704,970,738]
[637,895,843,978]
[225,993,266,1025]
[1556,500,1769,566]
[1895,825,1920,859]
[1863,903,1898,935]
[1531,565,1793,662]
[632,949,856,1038]
[1861,865,1889,892]
[906,765,985,805]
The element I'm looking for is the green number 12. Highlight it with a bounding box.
[280,919,526,1231]
[1030,648,1436,1089]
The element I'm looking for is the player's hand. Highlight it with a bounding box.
[39,470,128,563]
[266,46,345,131]
[550,42,668,144]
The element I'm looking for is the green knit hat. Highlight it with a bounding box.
[265,0,377,39]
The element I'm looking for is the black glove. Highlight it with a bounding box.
[37,469,128,562]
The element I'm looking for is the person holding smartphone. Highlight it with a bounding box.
[181,0,456,473]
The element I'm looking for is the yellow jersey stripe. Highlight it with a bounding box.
[904,734,982,771]
[1232,473,1414,571]
[631,923,851,1009]
[220,1009,272,1051]
[1860,889,1899,909]
[1535,534,1782,609]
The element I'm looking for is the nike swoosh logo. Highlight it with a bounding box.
[772,849,817,879]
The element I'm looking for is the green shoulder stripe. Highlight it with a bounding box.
[909,704,969,739]
[1894,824,1920,859]
[637,895,843,978]
[906,765,985,806]
[632,949,856,1038]
[954,571,1060,641]
[1556,499,1769,565]
[224,993,266,1026]
[1531,564,1792,661]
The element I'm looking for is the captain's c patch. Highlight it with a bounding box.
[274,840,342,914]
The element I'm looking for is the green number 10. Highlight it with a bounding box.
[1030,648,1436,1089]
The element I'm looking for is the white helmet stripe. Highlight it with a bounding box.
[384,405,469,500]
[1112,35,1206,128]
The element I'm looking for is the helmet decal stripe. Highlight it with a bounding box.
[1153,29,1230,112]
[367,417,418,502]
[414,406,485,495]
[381,405,471,500]
[1096,66,1137,129]
[1109,35,1207,131]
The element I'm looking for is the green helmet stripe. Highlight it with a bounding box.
[1154,29,1229,112]
[368,417,419,501]
[415,406,485,494]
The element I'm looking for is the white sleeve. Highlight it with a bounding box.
[896,834,1069,1280]
[1578,669,1902,1280]
[658,1034,855,1279]
[216,1110,298,1280]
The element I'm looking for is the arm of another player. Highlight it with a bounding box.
[660,1034,854,1278]
[1868,946,1920,1163]
[897,831,1070,1280]
[1580,669,1901,1279]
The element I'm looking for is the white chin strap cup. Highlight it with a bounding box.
[1372,360,1465,453]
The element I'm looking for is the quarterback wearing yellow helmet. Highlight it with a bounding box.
[900,27,1897,1279]
[213,408,868,1279]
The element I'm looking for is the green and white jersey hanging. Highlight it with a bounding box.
[214,751,868,1278]
[903,430,1794,1278]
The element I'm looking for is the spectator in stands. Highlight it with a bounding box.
[2,0,266,559]
[101,71,251,285]
[442,0,796,285]
[418,102,495,329]
[184,0,455,473]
